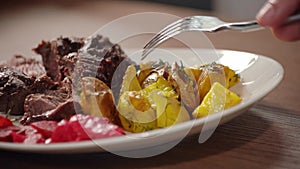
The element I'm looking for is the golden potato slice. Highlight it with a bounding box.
[184,67,203,82]
[144,77,178,99]
[80,77,121,126]
[119,64,142,97]
[193,82,242,118]
[117,77,190,133]
[118,91,157,132]
[137,62,153,84]
[197,63,240,101]
[156,96,190,128]
[224,66,240,88]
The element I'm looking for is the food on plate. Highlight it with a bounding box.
[33,36,85,82]
[0,36,84,118]
[80,77,122,126]
[73,35,134,97]
[192,82,242,118]
[117,64,190,133]
[186,63,240,102]
[0,33,242,143]
[169,62,199,113]
[0,67,57,116]
[3,55,46,78]
[50,114,124,143]
[0,114,124,143]
[115,61,240,133]
[0,34,132,119]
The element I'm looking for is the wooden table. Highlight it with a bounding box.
[1,1,299,169]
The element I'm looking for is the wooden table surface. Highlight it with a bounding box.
[0,1,299,169]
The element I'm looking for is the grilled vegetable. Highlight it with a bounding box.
[118,91,157,132]
[196,63,240,101]
[117,65,190,133]
[192,82,241,118]
[80,77,121,126]
[119,65,142,97]
[117,89,190,133]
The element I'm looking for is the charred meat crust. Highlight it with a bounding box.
[33,37,84,82]
[0,67,57,115]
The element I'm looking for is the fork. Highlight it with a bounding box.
[142,14,300,59]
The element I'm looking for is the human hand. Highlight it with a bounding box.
[256,0,300,41]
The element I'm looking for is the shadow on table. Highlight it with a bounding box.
[1,105,284,169]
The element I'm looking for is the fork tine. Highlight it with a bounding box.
[144,23,184,49]
[144,18,187,49]
[142,17,192,59]
[142,27,184,59]
[141,26,185,59]
[144,17,192,49]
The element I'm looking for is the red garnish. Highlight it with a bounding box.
[0,114,125,144]
[0,116,13,129]
[50,114,124,143]
[30,121,58,138]
[0,126,20,142]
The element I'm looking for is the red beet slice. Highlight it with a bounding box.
[0,126,20,142]
[11,131,26,143]
[50,120,78,143]
[50,115,124,143]
[70,114,125,140]
[0,116,13,129]
[0,128,13,142]
[13,125,44,144]
[23,133,45,144]
[30,120,58,138]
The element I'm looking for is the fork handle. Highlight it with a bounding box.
[228,13,300,31]
[227,20,260,31]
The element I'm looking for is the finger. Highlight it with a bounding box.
[256,0,300,27]
[271,21,300,41]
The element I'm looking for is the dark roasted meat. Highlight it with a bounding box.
[20,94,80,125]
[74,35,135,100]
[33,37,84,82]
[2,55,46,78]
[1,35,132,125]
[0,67,58,115]
[24,90,70,116]
[20,76,77,125]
[0,66,35,115]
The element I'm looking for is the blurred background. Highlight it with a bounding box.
[1,0,266,19]
[146,0,266,19]
[0,0,267,58]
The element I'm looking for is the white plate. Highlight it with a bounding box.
[0,49,284,155]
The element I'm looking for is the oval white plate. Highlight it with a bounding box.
[0,49,284,154]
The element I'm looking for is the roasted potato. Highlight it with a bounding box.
[80,77,121,126]
[117,66,190,133]
[193,82,241,118]
[197,63,240,101]
[117,91,157,132]
[119,65,142,97]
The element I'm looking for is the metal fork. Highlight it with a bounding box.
[142,14,300,59]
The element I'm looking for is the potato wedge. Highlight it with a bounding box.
[197,63,240,101]
[119,65,142,97]
[80,77,121,126]
[193,82,241,118]
[117,76,190,133]
[118,91,157,132]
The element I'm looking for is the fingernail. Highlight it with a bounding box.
[256,2,275,26]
